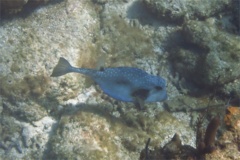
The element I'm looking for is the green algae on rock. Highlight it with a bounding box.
[3,0,237,159]
[0,0,27,14]
[0,73,50,99]
[96,12,155,67]
[143,0,232,23]
[139,108,240,160]
[0,116,56,159]
[0,0,99,159]
[0,0,50,15]
[46,106,195,160]
[169,19,240,96]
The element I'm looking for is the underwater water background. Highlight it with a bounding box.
[0,0,240,159]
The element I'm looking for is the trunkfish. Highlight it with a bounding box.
[51,57,167,108]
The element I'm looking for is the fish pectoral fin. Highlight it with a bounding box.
[99,66,105,71]
[131,88,149,110]
[133,97,145,110]
[131,88,149,100]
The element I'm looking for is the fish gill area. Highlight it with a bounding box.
[0,0,240,159]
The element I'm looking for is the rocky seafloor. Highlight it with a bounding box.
[0,0,240,159]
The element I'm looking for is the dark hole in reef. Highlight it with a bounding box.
[230,52,240,61]
[36,143,40,149]
[180,42,209,55]
[126,0,178,27]
[0,0,64,20]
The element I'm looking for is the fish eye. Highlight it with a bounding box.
[155,86,162,90]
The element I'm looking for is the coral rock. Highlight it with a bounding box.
[224,106,240,131]
[143,0,232,22]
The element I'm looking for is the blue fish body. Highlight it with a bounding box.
[51,57,167,103]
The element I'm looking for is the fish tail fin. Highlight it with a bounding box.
[51,57,73,77]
